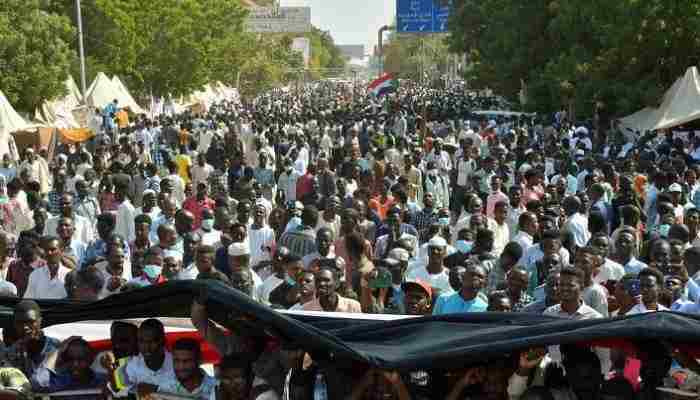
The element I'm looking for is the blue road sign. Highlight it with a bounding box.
[396,0,451,33]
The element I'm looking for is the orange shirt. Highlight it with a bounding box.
[115,110,129,128]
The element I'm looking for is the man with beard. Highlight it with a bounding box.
[157,338,216,400]
[109,318,174,397]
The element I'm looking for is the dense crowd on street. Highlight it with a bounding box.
[0,82,697,399]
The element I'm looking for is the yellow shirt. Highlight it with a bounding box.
[115,110,129,128]
[175,154,192,183]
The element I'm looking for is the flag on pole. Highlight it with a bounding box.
[368,73,398,97]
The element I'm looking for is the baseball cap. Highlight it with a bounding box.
[401,279,432,300]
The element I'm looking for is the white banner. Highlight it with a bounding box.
[245,6,311,33]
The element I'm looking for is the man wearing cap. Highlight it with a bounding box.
[432,264,488,315]
[668,182,685,222]
[227,240,262,301]
[402,279,432,316]
[405,236,453,298]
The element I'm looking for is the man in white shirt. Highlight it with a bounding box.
[166,161,186,206]
[562,195,590,249]
[628,267,669,314]
[45,193,94,245]
[487,201,510,257]
[107,319,175,397]
[406,236,454,297]
[24,236,70,299]
[513,211,538,253]
[191,154,214,190]
[248,204,275,271]
[157,338,216,400]
[114,174,137,243]
[277,160,301,203]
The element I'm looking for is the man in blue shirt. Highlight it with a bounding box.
[433,264,488,315]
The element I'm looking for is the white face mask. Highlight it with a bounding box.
[201,219,214,231]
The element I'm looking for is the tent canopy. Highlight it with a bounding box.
[0,90,32,159]
[111,75,146,114]
[36,76,83,129]
[85,72,145,114]
[620,66,700,132]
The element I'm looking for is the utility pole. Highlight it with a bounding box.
[75,0,87,99]
[377,25,393,76]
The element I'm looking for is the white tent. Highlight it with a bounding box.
[111,76,146,114]
[36,76,83,129]
[620,66,700,132]
[86,72,145,114]
[0,90,28,159]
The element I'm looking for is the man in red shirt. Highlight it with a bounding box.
[183,182,215,229]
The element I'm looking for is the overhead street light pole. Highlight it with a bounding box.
[75,0,88,99]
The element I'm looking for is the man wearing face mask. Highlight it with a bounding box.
[445,228,473,269]
[268,253,304,309]
[183,182,216,230]
[196,208,220,246]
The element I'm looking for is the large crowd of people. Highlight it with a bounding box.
[0,82,696,398]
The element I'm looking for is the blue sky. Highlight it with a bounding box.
[280,0,396,54]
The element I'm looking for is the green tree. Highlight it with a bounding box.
[448,0,700,117]
[0,0,75,112]
[383,33,451,83]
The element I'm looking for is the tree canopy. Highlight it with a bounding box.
[1,0,345,111]
[447,0,700,117]
[383,33,451,85]
[0,0,74,112]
